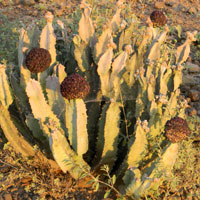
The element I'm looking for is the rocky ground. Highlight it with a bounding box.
[0,0,200,199]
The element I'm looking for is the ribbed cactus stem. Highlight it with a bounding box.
[111,51,127,100]
[146,26,168,61]
[145,62,154,81]
[53,63,67,84]
[46,76,66,125]
[110,0,122,32]
[97,47,113,97]
[173,65,183,91]
[122,167,143,198]
[40,11,56,65]
[18,28,29,70]
[0,64,13,107]
[97,101,121,170]
[123,143,179,198]
[176,31,197,65]
[73,35,91,73]
[127,120,148,168]
[149,97,166,138]
[147,75,155,102]
[79,1,94,43]
[118,22,134,52]
[93,28,113,64]
[0,103,60,171]
[26,79,61,137]
[164,89,180,118]
[49,123,90,179]
[65,99,88,156]
[140,143,179,193]
[18,28,31,89]
[159,62,172,95]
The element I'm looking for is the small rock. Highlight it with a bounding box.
[188,107,197,116]
[194,60,200,65]
[0,0,9,6]
[32,10,38,16]
[182,74,200,86]
[187,56,192,62]
[12,0,21,5]
[54,9,64,16]
[189,90,200,102]
[182,74,195,85]
[54,0,66,7]
[168,196,181,200]
[186,62,200,73]
[0,166,11,173]
[176,18,183,24]
[188,7,197,14]
[154,1,165,9]
[165,0,176,7]
[21,0,36,6]
[3,194,12,200]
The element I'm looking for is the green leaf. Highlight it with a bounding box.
[86,179,95,185]
[176,25,182,38]
[104,190,111,198]
[112,175,116,185]
[95,182,100,192]
[79,173,87,179]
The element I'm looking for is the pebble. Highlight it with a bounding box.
[32,10,38,17]
[12,0,21,5]
[21,0,36,6]
[186,62,200,73]
[165,0,176,7]
[168,196,181,200]
[188,7,197,14]
[182,74,197,86]
[0,166,11,173]
[54,9,64,16]
[189,90,200,102]
[188,107,197,116]
[54,0,66,7]
[0,0,9,5]
[154,1,165,9]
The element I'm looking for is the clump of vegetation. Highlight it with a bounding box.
[0,1,199,199]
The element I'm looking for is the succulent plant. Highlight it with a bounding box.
[150,10,167,27]
[165,117,191,143]
[25,47,52,73]
[0,1,196,199]
[60,73,90,100]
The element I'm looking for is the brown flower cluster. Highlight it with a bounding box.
[165,117,191,143]
[150,10,167,27]
[60,73,90,100]
[25,48,51,73]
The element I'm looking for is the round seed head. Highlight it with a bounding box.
[60,73,90,100]
[165,117,191,143]
[150,10,167,27]
[25,48,51,73]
